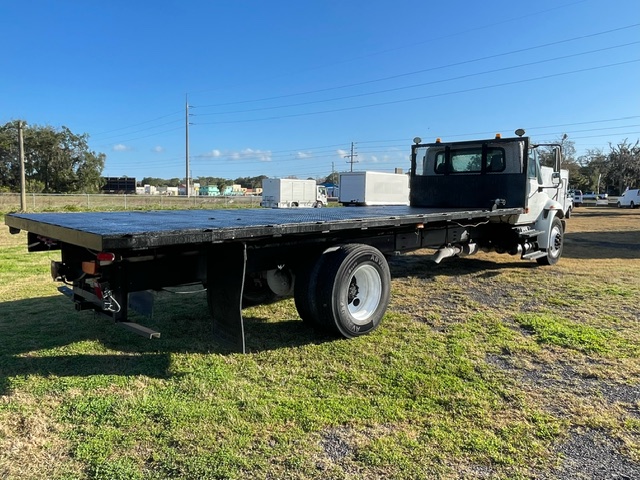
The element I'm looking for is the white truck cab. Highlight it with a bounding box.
[411,130,567,264]
[412,132,565,224]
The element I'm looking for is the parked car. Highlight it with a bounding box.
[582,191,608,200]
[617,188,640,208]
[570,189,583,207]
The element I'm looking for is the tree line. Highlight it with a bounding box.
[538,137,640,194]
[0,121,105,193]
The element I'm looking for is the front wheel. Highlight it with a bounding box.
[631,201,636,209]
[536,217,564,266]
[315,244,391,338]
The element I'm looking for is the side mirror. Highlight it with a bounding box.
[554,148,562,171]
[551,172,561,186]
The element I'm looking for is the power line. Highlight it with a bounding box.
[92,126,183,149]
[193,42,639,118]
[194,59,640,125]
[187,1,590,98]
[194,23,640,110]
[90,110,183,137]
[417,119,640,143]
[91,119,183,142]
[91,24,639,162]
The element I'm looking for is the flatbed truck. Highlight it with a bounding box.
[5,131,568,353]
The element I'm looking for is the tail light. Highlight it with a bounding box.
[81,252,118,276]
[97,252,116,265]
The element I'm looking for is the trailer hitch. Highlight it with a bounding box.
[86,279,122,313]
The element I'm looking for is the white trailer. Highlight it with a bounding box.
[339,171,410,206]
[260,178,327,208]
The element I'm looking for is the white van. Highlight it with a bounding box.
[617,189,640,208]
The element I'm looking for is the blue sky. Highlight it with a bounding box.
[2,0,639,182]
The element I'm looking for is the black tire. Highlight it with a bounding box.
[293,256,325,324]
[631,201,636,209]
[314,244,391,338]
[536,217,564,266]
[565,207,571,219]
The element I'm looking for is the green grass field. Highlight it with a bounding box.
[1,208,639,479]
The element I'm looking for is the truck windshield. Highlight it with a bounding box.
[432,147,505,174]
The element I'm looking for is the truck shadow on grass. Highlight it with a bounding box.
[0,295,333,394]
[0,296,169,395]
[388,253,538,280]
[563,230,640,259]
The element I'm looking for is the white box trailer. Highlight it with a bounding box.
[339,171,410,206]
[260,178,327,208]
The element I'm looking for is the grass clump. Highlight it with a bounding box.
[514,313,639,358]
[514,313,613,355]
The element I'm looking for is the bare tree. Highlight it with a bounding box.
[607,139,640,192]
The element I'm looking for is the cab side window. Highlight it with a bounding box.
[528,149,538,178]
[434,152,447,173]
[484,149,505,172]
[527,149,543,183]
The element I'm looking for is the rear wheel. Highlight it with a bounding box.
[536,217,564,266]
[314,244,390,338]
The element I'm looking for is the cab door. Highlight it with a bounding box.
[517,148,548,224]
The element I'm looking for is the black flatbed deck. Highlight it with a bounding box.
[5,206,522,251]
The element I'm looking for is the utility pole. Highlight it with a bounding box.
[18,121,27,211]
[185,94,190,197]
[344,142,358,172]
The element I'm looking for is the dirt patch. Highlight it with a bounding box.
[539,428,640,480]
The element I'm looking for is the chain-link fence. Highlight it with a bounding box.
[0,193,261,212]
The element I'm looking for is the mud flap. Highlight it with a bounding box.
[207,243,247,353]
